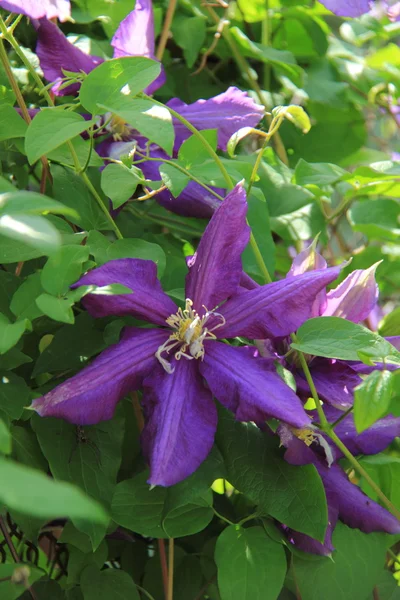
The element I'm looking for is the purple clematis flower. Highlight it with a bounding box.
[31,184,341,487]
[318,0,371,17]
[99,87,264,218]
[34,0,165,96]
[268,242,381,410]
[278,408,400,555]
[0,0,70,21]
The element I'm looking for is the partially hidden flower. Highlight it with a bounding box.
[278,407,400,555]
[0,0,70,21]
[99,87,265,218]
[34,0,165,95]
[31,184,341,487]
[318,0,371,17]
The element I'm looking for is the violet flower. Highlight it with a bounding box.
[99,87,265,218]
[0,0,70,21]
[34,0,165,96]
[318,0,371,17]
[32,184,341,487]
[278,408,400,555]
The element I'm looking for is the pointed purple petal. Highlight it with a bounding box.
[31,327,166,425]
[111,0,165,94]
[142,359,217,487]
[287,241,327,316]
[199,342,310,428]
[296,359,361,409]
[1,0,70,20]
[217,267,341,339]
[319,0,371,17]
[35,19,103,96]
[167,87,264,151]
[323,264,379,323]
[323,406,400,460]
[185,183,250,313]
[72,259,177,326]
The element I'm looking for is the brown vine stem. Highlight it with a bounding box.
[167,538,174,600]
[156,0,178,61]
[0,516,37,600]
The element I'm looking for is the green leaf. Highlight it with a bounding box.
[215,526,286,600]
[0,371,30,423]
[112,471,214,538]
[178,130,218,167]
[36,293,75,324]
[67,541,108,586]
[103,238,166,277]
[101,97,174,154]
[0,419,11,454]
[349,199,400,242]
[80,566,140,600]
[159,162,190,196]
[294,159,346,186]
[0,314,30,354]
[292,317,400,365]
[79,56,161,114]
[0,214,62,254]
[379,307,400,336]
[171,16,207,68]
[354,370,393,433]
[293,522,387,600]
[0,270,19,319]
[0,190,78,218]
[24,108,95,164]
[0,235,45,263]
[0,104,28,142]
[101,163,144,209]
[32,312,105,376]
[216,409,328,541]
[10,273,44,321]
[0,456,109,523]
[52,166,112,231]
[48,134,104,168]
[12,425,48,471]
[41,245,90,296]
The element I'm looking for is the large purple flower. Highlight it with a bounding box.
[278,409,400,555]
[32,184,341,487]
[99,87,264,218]
[34,0,165,95]
[0,0,70,20]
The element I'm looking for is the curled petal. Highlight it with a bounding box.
[318,0,371,17]
[72,259,177,326]
[185,183,250,313]
[111,0,165,94]
[288,240,327,316]
[167,87,264,151]
[323,264,379,323]
[35,19,103,96]
[32,328,166,425]
[217,266,341,340]
[1,0,70,20]
[142,359,217,487]
[295,359,361,409]
[200,342,310,428]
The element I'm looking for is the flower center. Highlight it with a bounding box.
[107,114,131,141]
[156,298,225,374]
[292,427,317,446]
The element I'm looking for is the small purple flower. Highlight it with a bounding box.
[318,0,371,17]
[278,410,400,555]
[34,0,164,96]
[0,0,70,21]
[32,184,341,487]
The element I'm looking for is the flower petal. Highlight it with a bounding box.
[167,87,264,151]
[185,183,250,313]
[200,342,310,428]
[323,406,400,460]
[323,264,379,323]
[72,258,177,326]
[111,0,165,94]
[31,327,166,425]
[141,359,217,487]
[217,267,341,339]
[35,19,103,96]
[319,0,370,17]
[295,359,361,409]
[285,495,338,556]
[2,0,70,20]
[287,241,327,316]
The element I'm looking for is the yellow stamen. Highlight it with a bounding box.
[108,114,131,141]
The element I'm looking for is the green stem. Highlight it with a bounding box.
[249,232,272,283]
[212,508,235,526]
[143,94,234,190]
[261,4,271,91]
[331,406,353,429]
[292,335,400,521]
